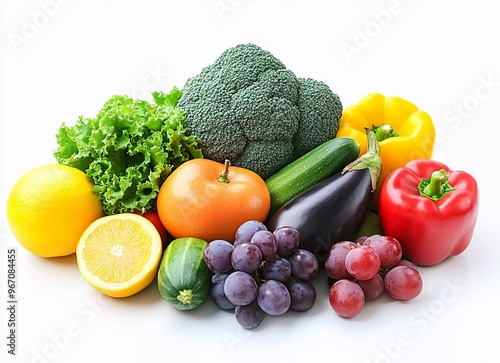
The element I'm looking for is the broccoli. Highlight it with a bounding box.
[295,77,343,158]
[178,43,342,179]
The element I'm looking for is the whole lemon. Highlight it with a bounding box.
[6,164,104,257]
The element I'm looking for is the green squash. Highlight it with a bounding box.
[157,237,212,310]
[265,137,360,215]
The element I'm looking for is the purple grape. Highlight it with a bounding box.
[273,226,301,256]
[287,249,319,280]
[224,271,258,306]
[260,256,291,282]
[234,220,267,246]
[235,302,265,329]
[250,230,278,261]
[210,273,236,310]
[231,242,262,274]
[285,278,316,312]
[257,280,291,316]
[203,239,234,273]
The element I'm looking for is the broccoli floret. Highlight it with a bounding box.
[178,43,342,179]
[294,78,343,158]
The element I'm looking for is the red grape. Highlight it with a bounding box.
[396,259,418,270]
[345,245,381,281]
[363,235,402,268]
[329,279,365,318]
[325,241,356,280]
[357,274,384,301]
[384,265,423,301]
[327,234,424,319]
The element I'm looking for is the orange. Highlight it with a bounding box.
[76,213,163,298]
[157,159,270,242]
[6,164,104,257]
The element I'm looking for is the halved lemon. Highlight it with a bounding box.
[76,213,163,298]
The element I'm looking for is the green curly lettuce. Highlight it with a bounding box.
[54,87,203,215]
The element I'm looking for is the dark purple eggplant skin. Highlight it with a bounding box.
[266,168,374,263]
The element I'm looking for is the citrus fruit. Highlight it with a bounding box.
[76,213,163,298]
[157,158,270,242]
[6,164,104,257]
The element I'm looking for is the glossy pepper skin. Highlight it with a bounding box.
[378,159,479,266]
[337,93,436,209]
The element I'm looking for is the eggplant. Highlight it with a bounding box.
[266,128,381,262]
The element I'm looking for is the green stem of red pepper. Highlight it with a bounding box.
[418,169,455,201]
[372,124,399,142]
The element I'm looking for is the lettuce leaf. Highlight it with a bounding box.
[54,87,203,215]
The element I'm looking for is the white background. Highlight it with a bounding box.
[1,1,499,362]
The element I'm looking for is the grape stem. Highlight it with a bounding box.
[378,267,390,278]
[253,263,265,285]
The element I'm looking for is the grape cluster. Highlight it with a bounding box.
[326,235,423,318]
[203,220,319,329]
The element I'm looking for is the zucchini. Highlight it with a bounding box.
[265,137,360,215]
[266,128,381,259]
[157,237,212,310]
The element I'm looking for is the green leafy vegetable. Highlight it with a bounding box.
[54,87,203,215]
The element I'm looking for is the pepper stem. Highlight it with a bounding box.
[342,128,382,192]
[418,169,454,201]
[218,159,231,183]
[372,124,399,142]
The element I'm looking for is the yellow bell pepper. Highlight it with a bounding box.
[337,93,435,209]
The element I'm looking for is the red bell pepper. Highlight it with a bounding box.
[378,159,479,266]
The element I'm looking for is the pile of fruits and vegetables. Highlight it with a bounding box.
[5,43,479,329]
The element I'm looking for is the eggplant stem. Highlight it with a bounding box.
[341,128,382,192]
